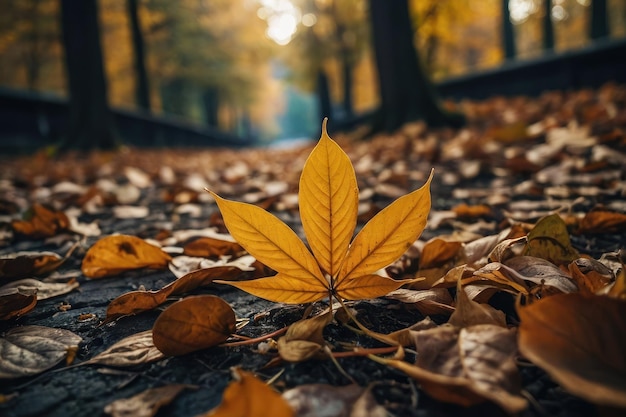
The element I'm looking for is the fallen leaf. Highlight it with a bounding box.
[282,384,386,417]
[11,203,70,239]
[0,287,37,320]
[211,120,430,303]
[104,384,188,417]
[182,237,244,258]
[518,293,626,408]
[82,234,172,278]
[448,280,506,328]
[522,213,579,265]
[568,258,614,294]
[0,278,79,300]
[84,330,165,367]
[374,325,526,413]
[277,312,332,362]
[0,251,68,280]
[385,288,455,316]
[0,325,82,379]
[419,238,463,269]
[198,368,293,417]
[152,295,236,356]
[578,208,626,234]
[105,266,243,322]
[504,256,578,293]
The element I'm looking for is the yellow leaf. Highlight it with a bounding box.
[209,120,433,306]
[335,275,414,300]
[299,118,358,277]
[210,193,326,287]
[340,170,433,280]
[200,368,294,417]
[81,235,172,278]
[522,213,579,265]
[217,274,328,304]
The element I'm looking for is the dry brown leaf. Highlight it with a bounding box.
[504,256,577,293]
[11,203,70,239]
[578,208,626,234]
[104,384,188,417]
[0,251,67,280]
[0,278,79,300]
[105,266,243,322]
[385,288,455,316]
[85,330,165,367]
[0,287,37,320]
[448,280,506,328]
[522,213,579,265]
[375,324,526,414]
[152,295,236,356]
[182,237,244,258]
[282,384,386,417]
[419,238,463,269]
[568,258,614,294]
[0,325,82,379]
[277,312,332,362]
[518,293,626,408]
[82,234,172,278]
[198,368,294,417]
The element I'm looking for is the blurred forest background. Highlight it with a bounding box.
[0,0,625,144]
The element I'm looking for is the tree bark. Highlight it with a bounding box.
[59,0,116,150]
[368,0,463,132]
[542,0,555,51]
[341,56,354,118]
[316,70,332,122]
[590,0,608,40]
[203,87,219,128]
[127,0,151,111]
[502,0,516,59]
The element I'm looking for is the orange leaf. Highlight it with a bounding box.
[299,118,358,277]
[81,234,172,278]
[105,266,248,322]
[199,368,293,417]
[183,237,244,258]
[518,293,626,408]
[152,295,236,356]
[11,203,69,239]
[579,208,626,234]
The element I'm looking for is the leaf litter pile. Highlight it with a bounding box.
[1,85,626,417]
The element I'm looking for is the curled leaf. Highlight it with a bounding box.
[152,295,236,356]
[0,325,82,379]
[0,278,79,300]
[277,312,332,362]
[0,251,68,281]
[0,287,37,320]
[105,266,243,322]
[85,330,165,367]
[11,203,70,239]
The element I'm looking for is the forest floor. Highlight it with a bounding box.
[1,84,625,417]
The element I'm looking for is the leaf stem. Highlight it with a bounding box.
[220,326,289,347]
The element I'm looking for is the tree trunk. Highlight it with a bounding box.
[502,0,516,59]
[59,0,116,150]
[590,0,608,40]
[203,87,219,128]
[316,70,332,122]
[341,56,353,118]
[368,0,463,132]
[542,0,555,51]
[127,0,151,111]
